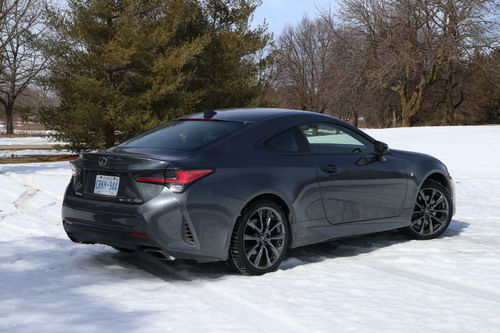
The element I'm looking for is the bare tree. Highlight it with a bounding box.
[337,0,498,126]
[0,0,47,134]
[275,16,338,115]
[433,0,499,124]
[275,14,380,126]
[0,0,22,55]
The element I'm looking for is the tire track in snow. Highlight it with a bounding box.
[125,253,307,333]
[14,187,42,211]
[5,173,60,226]
[364,263,500,304]
[0,186,50,236]
[7,172,62,202]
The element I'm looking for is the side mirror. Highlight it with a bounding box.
[375,141,389,156]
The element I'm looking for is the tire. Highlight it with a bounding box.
[228,199,290,275]
[400,179,453,240]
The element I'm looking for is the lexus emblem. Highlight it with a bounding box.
[99,157,108,167]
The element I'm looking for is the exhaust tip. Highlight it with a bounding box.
[143,248,175,261]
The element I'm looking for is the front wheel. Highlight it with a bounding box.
[228,200,289,275]
[400,180,453,240]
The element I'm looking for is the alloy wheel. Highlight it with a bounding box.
[242,207,286,270]
[410,187,450,236]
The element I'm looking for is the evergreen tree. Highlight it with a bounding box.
[42,0,206,151]
[190,0,273,109]
[42,0,272,151]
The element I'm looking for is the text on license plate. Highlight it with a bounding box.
[94,175,120,196]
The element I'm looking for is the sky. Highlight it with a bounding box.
[54,0,335,38]
[252,0,337,36]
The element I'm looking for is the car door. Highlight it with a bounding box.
[298,122,407,225]
[262,126,327,223]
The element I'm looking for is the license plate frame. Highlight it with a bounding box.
[94,175,120,196]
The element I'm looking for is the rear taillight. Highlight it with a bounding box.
[134,169,214,193]
[70,161,81,177]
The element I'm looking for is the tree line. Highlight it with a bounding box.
[1,0,499,150]
[274,0,500,128]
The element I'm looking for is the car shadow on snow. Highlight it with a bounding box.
[116,219,469,280]
[445,219,469,237]
[281,219,469,271]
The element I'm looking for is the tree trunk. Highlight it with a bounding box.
[396,87,414,127]
[443,61,455,125]
[391,108,397,127]
[396,77,427,127]
[352,108,359,127]
[5,102,15,135]
[402,113,412,127]
[401,97,419,127]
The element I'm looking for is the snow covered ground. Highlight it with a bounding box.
[0,136,57,146]
[1,125,499,332]
[0,136,69,158]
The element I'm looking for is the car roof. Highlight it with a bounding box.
[183,108,333,123]
[180,108,377,142]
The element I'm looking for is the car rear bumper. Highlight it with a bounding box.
[63,218,163,251]
[61,185,231,262]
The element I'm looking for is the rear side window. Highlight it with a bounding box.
[264,127,310,153]
[120,120,242,150]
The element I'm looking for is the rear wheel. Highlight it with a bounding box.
[228,200,289,275]
[400,180,452,240]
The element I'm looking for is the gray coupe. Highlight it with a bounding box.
[62,108,455,275]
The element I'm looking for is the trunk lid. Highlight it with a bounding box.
[72,149,192,204]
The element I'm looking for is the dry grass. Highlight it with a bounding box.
[0,154,78,164]
[0,121,49,137]
[0,122,75,163]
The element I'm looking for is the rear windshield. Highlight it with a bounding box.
[119,120,242,151]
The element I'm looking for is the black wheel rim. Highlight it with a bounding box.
[243,207,286,270]
[411,187,450,236]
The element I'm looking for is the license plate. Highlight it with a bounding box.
[94,175,120,196]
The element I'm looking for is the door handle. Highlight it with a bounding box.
[320,164,338,174]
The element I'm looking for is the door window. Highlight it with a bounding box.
[298,123,373,154]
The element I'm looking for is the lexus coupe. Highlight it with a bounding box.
[62,108,455,275]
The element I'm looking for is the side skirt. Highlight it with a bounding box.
[291,208,412,249]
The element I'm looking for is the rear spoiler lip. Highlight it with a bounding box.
[80,148,192,163]
[177,118,255,124]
